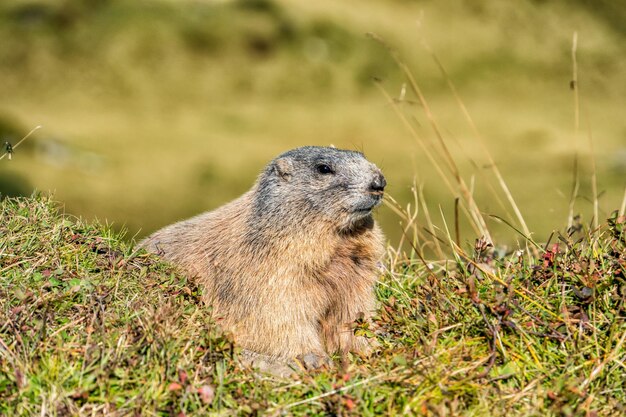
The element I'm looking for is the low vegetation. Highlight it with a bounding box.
[1,195,625,416]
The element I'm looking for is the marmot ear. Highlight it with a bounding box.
[274,158,293,181]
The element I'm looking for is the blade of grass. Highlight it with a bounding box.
[567,155,580,229]
[488,214,543,252]
[0,125,42,161]
[369,33,491,241]
[424,44,532,245]
[281,374,385,410]
[569,32,581,229]
[375,80,483,240]
[398,61,491,241]
[418,185,445,259]
[586,119,599,230]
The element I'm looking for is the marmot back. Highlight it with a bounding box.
[139,146,386,368]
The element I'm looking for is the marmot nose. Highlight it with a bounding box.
[369,173,386,192]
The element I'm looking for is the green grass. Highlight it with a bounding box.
[2,195,625,416]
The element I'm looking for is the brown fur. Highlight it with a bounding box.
[139,147,385,362]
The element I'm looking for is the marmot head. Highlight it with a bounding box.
[255,146,386,232]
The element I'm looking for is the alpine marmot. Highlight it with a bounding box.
[139,146,386,369]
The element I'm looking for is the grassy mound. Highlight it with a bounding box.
[1,195,625,416]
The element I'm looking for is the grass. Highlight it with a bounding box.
[1,193,625,416]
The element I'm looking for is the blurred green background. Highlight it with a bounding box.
[1,0,624,246]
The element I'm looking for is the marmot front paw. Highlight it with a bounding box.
[295,352,332,370]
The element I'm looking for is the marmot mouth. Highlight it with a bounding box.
[352,194,383,215]
[353,203,378,214]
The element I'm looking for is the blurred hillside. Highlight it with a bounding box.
[0,0,624,246]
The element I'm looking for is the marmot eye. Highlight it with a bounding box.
[316,164,334,175]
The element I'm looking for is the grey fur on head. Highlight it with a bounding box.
[254,146,386,233]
